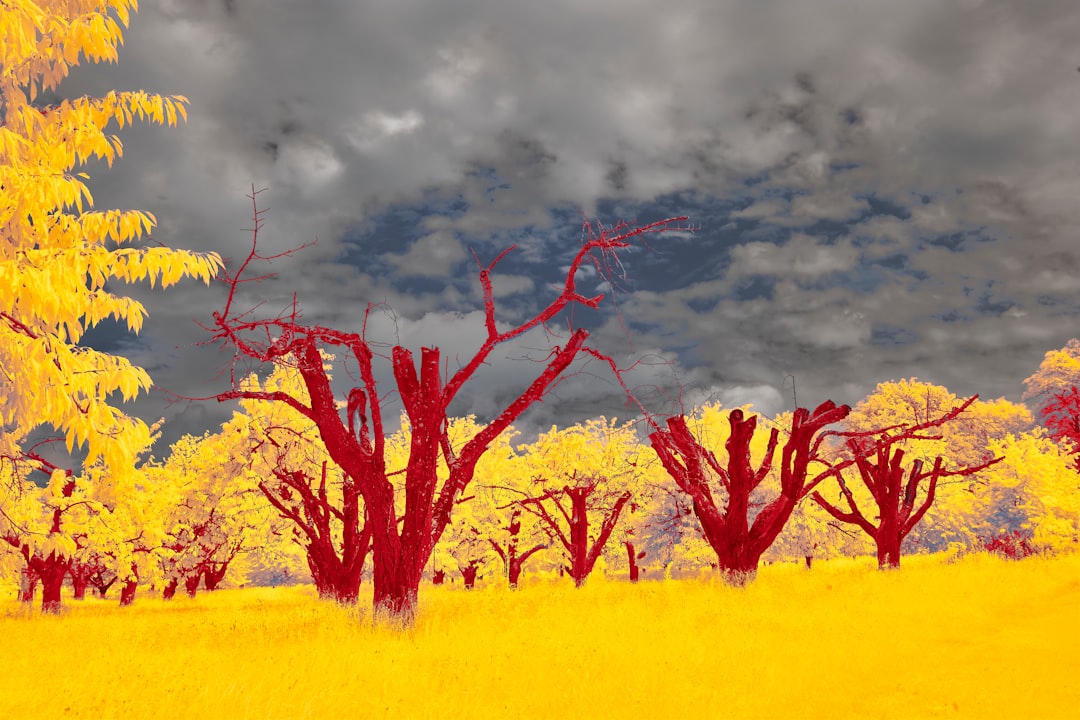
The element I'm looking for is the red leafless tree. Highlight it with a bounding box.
[514,474,632,588]
[204,187,688,623]
[812,395,1003,568]
[648,401,853,585]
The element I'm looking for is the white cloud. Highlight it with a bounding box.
[347,110,425,152]
[727,234,860,278]
[384,231,467,277]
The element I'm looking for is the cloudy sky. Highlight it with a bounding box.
[55,0,1080,449]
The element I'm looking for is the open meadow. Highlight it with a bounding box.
[1,552,1077,720]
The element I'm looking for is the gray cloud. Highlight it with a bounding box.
[38,0,1080,450]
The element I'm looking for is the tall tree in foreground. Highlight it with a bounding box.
[811,396,1003,568]
[0,1,222,476]
[207,191,687,623]
[648,401,853,585]
[0,2,221,611]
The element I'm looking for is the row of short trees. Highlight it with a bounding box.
[2,2,1078,627]
[5,370,1077,615]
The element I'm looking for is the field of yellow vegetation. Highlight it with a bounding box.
[1,552,1077,719]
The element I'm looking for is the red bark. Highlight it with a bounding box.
[431,569,446,585]
[812,396,1003,569]
[519,483,631,588]
[17,566,37,603]
[70,562,91,600]
[460,561,480,589]
[119,564,138,606]
[184,573,201,598]
[258,462,371,604]
[4,464,77,613]
[203,561,229,591]
[206,188,688,624]
[625,541,645,582]
[1038,385,1080,470]
[162,578,178,600]
[39,557,67,614]
[90,573,116,599]
[12,543,71,614]
[72,576,88,599]
[489,508,546,589]
[649,401,851,585]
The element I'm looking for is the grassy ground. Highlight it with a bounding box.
[1,552,1077,719]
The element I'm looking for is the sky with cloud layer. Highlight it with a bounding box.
[54,0,1080,449]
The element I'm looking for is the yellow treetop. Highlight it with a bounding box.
[0,1,222,475]
[1023,338,1080,407]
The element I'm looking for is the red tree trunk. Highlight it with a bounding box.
[71,572,89,600]
[162,579,178,600]
[625,541,644,582]
[523,486,630,589]
[40,573,65,613]
[119,580,137,606]
[650,402,851,586]
[568,489,589,587]
[431,569,445,585]
[812,396,1003,571]
[304,522,371,603]
[119,564,139,607]
[92,576,116,599]
[203,562,229,591]
[184,573,201,598]
[35,552,70,614]
[490,508,546,589]
[507,561,523,588]
[460,561,479,589]
[876,528,902,569]
[370,510,420,625]
[260,464,371,605]
[69,561,93,600]
[18,566,37,603]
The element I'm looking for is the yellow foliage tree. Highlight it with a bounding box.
[1022,339,1080,410]
[840,379,1031,553]
[146,430,282,600]
[0,1,222,478]
[512,417,642,588]
[981,431,1080,553]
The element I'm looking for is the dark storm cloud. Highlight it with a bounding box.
[45,0,1080,448]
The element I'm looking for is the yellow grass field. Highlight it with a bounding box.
[1,552,1077,720]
